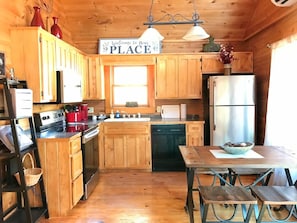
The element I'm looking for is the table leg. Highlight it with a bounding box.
[185,167,195,223]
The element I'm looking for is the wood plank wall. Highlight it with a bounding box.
[246,9,297,144]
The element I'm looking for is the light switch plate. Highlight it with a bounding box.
[156,106,161,113]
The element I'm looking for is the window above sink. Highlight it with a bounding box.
[104,64,155,114]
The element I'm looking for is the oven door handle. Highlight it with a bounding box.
[82,127,99,144]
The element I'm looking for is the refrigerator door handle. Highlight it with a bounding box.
[213,80,216,131]
[213,80,216,106]
[213,107,216,131]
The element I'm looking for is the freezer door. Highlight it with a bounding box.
[209,105,255,146]
[209,75,255,106]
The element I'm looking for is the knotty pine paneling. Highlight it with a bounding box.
[246,9,297,144]
[0,0,72,74]
[245,2,297,40]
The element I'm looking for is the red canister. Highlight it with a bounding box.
[80,104,88,121]
[66,112,81,122]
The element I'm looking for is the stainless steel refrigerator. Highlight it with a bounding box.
[209,75,255,146]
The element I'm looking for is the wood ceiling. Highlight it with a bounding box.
[56,0,296,53]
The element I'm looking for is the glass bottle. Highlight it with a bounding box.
[51,17,63,39]
[30,6,45,29]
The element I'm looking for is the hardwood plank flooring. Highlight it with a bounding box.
[37,171,296,223]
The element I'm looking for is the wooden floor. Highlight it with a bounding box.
[37,171,296,223]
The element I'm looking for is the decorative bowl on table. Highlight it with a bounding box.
[222,142,255,155]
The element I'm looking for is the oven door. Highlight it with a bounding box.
[81,127,99,200]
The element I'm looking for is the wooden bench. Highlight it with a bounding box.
[198,186,257,223]
[250,186,297,223]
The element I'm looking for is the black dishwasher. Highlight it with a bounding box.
[151,124,186,171]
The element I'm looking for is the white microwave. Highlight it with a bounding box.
[57,70,82,103]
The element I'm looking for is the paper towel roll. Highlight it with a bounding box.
[180,104,187,119]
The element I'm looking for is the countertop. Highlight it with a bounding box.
[36,116,204,139]
[101,114,203,124]
[37,131,81,139]
[36,119,102,139]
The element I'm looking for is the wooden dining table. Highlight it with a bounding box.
[179,145,297,223]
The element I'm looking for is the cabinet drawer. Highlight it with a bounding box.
[103,123,150,134]
[70,137,81,154]
[187,124,202,133]
[72,173,83,206]
[71,150,83,180]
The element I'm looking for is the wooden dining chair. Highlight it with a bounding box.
[198,185,257,223]
[250,185,297,223]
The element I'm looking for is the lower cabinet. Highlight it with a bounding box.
[37,134,83,217]
[186,122,205,146]
[101,122,151,170]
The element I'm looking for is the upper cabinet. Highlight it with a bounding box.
[11,27,57,103]
[55,38,86,76]
[84,55,105,100]
[155,55,179,98]
[11,27,87,103]
[155,54,202,99]
[201,52,253,74]
[178,55,202,99]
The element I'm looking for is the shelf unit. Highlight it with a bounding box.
[0,77,48,222]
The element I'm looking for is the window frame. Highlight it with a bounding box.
[104,64,155,114]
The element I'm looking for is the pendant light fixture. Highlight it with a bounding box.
[139,0,209,41]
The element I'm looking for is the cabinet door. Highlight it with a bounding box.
[186,123,204,146]
[103,135,125,168]
[232,52,253,73]
[11,27,56,103]
[84,55,104,100]
[72,173,83,206]
[38,32,57,102]
[55,38,69,70]
[178,55,202,99]
[77,52,87,81]
[201,53,222,74]
[155,55,179,98]
[126,135,151,169]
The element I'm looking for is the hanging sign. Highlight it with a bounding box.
[99,38,161,55]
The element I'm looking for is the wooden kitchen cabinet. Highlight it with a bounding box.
[37,134,83,217]
[101,122,151,170]
[232,52,253,73]
[55,38,70,71]
[84,55,105,100]
[55,39,77,71]
[155,55,179,98]
[186,122,204,146]
[201,52,253,74]
[178,55,202,98]
[56,38,87,80]
[155,54,202,99]
[11,27,57,103]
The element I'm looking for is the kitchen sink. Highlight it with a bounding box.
[104,117,151,122]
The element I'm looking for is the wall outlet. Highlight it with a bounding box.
[156,106,161,113]
[88,107,94,113]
